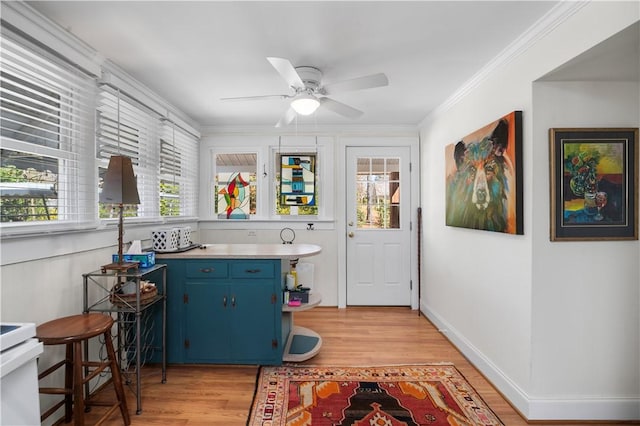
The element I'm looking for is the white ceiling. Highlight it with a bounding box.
[27,1,561,128]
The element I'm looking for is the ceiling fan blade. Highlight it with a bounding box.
[319,97,363,119]
[220,94,290,102]
[322,73,389,95]
[275,107,297,128]
[267,57,304,90]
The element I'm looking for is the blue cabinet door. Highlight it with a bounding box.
[229,279,281,364]
[184,280,231,362]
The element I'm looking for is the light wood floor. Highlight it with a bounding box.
[81,307,636,425]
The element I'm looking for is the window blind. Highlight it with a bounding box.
[160,121,198,217]
[0,29,96,228]
[96,85,160,219]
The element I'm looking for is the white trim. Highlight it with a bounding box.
[528,398,640,422]
[422,1,589,123]
[0,219,198,266]
[200,136,336,222]
[422,303,530,414]
[199,220,335,232]
[201,124,418,137]
[337,135,420,309]
[422,302,640,422]
[200,143,263,220]
[100,64,200,136]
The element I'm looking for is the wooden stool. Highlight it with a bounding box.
[36,313,130,425]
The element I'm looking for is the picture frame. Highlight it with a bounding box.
[549,128,638,241]
[445,111,523,235]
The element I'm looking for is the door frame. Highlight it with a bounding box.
[336,135,421,309]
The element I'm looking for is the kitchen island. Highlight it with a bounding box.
[156,243,321,365]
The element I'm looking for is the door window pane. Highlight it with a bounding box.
[356,157,400,229]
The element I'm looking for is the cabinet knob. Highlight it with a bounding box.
[223,296,227,307]
[200,268,214,273]
[244,269,261,274]
[231,296,236,308]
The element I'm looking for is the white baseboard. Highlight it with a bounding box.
[421,302,640,422]
[527,398,640,421]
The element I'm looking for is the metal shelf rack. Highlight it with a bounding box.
[82,263,167,415]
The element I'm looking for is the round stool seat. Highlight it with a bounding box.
[36,313,130,425]
[37,313,113,344]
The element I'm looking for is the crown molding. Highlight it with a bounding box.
[424,1,589,123]
[200,123,418,137]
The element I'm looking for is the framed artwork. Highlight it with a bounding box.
[280,154,316,207]
[549,128,638,241]
[445,111,523,234]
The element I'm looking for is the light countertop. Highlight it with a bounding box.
[155,243,321,259]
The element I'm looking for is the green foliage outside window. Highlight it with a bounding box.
[0,165,58,222]
[160,181,180,216]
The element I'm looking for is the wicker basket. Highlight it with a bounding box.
[110,284,158,307]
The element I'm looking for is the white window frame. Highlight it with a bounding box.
[202,136,334,222]
[0,26,97,236]
[207,146,263,220]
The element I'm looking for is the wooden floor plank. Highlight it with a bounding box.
[78,307,635,425]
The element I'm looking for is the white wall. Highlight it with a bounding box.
[419,2,639,421]
[530,81,640,418]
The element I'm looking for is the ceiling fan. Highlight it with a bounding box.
[221,57,389,127]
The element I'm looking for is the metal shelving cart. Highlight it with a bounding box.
[82,264,167,414]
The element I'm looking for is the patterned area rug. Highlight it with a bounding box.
[247,364,504,425]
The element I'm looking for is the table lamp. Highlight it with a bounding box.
[100,155,140,272]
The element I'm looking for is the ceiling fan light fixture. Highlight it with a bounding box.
[290,93,320,116]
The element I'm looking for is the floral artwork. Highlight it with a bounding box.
[564,147,601,199]
[550,128,638,241]
[563,144,619,221]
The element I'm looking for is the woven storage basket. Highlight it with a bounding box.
[110,286,158,307]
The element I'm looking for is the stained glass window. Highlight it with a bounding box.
[279,154,316,206]
[214,153,256,219]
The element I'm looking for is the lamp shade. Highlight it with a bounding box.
[100,155,140,204]
[290,93,320,116]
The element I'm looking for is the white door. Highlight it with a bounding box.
[346,146,411,305]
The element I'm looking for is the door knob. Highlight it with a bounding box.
[348,232,354,238]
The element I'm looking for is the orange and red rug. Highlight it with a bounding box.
[248,364,503,425]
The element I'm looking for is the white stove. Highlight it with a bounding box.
[1,323,36,351]
[0,322,43,425]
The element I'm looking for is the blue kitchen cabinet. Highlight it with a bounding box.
[160,258,282,365]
